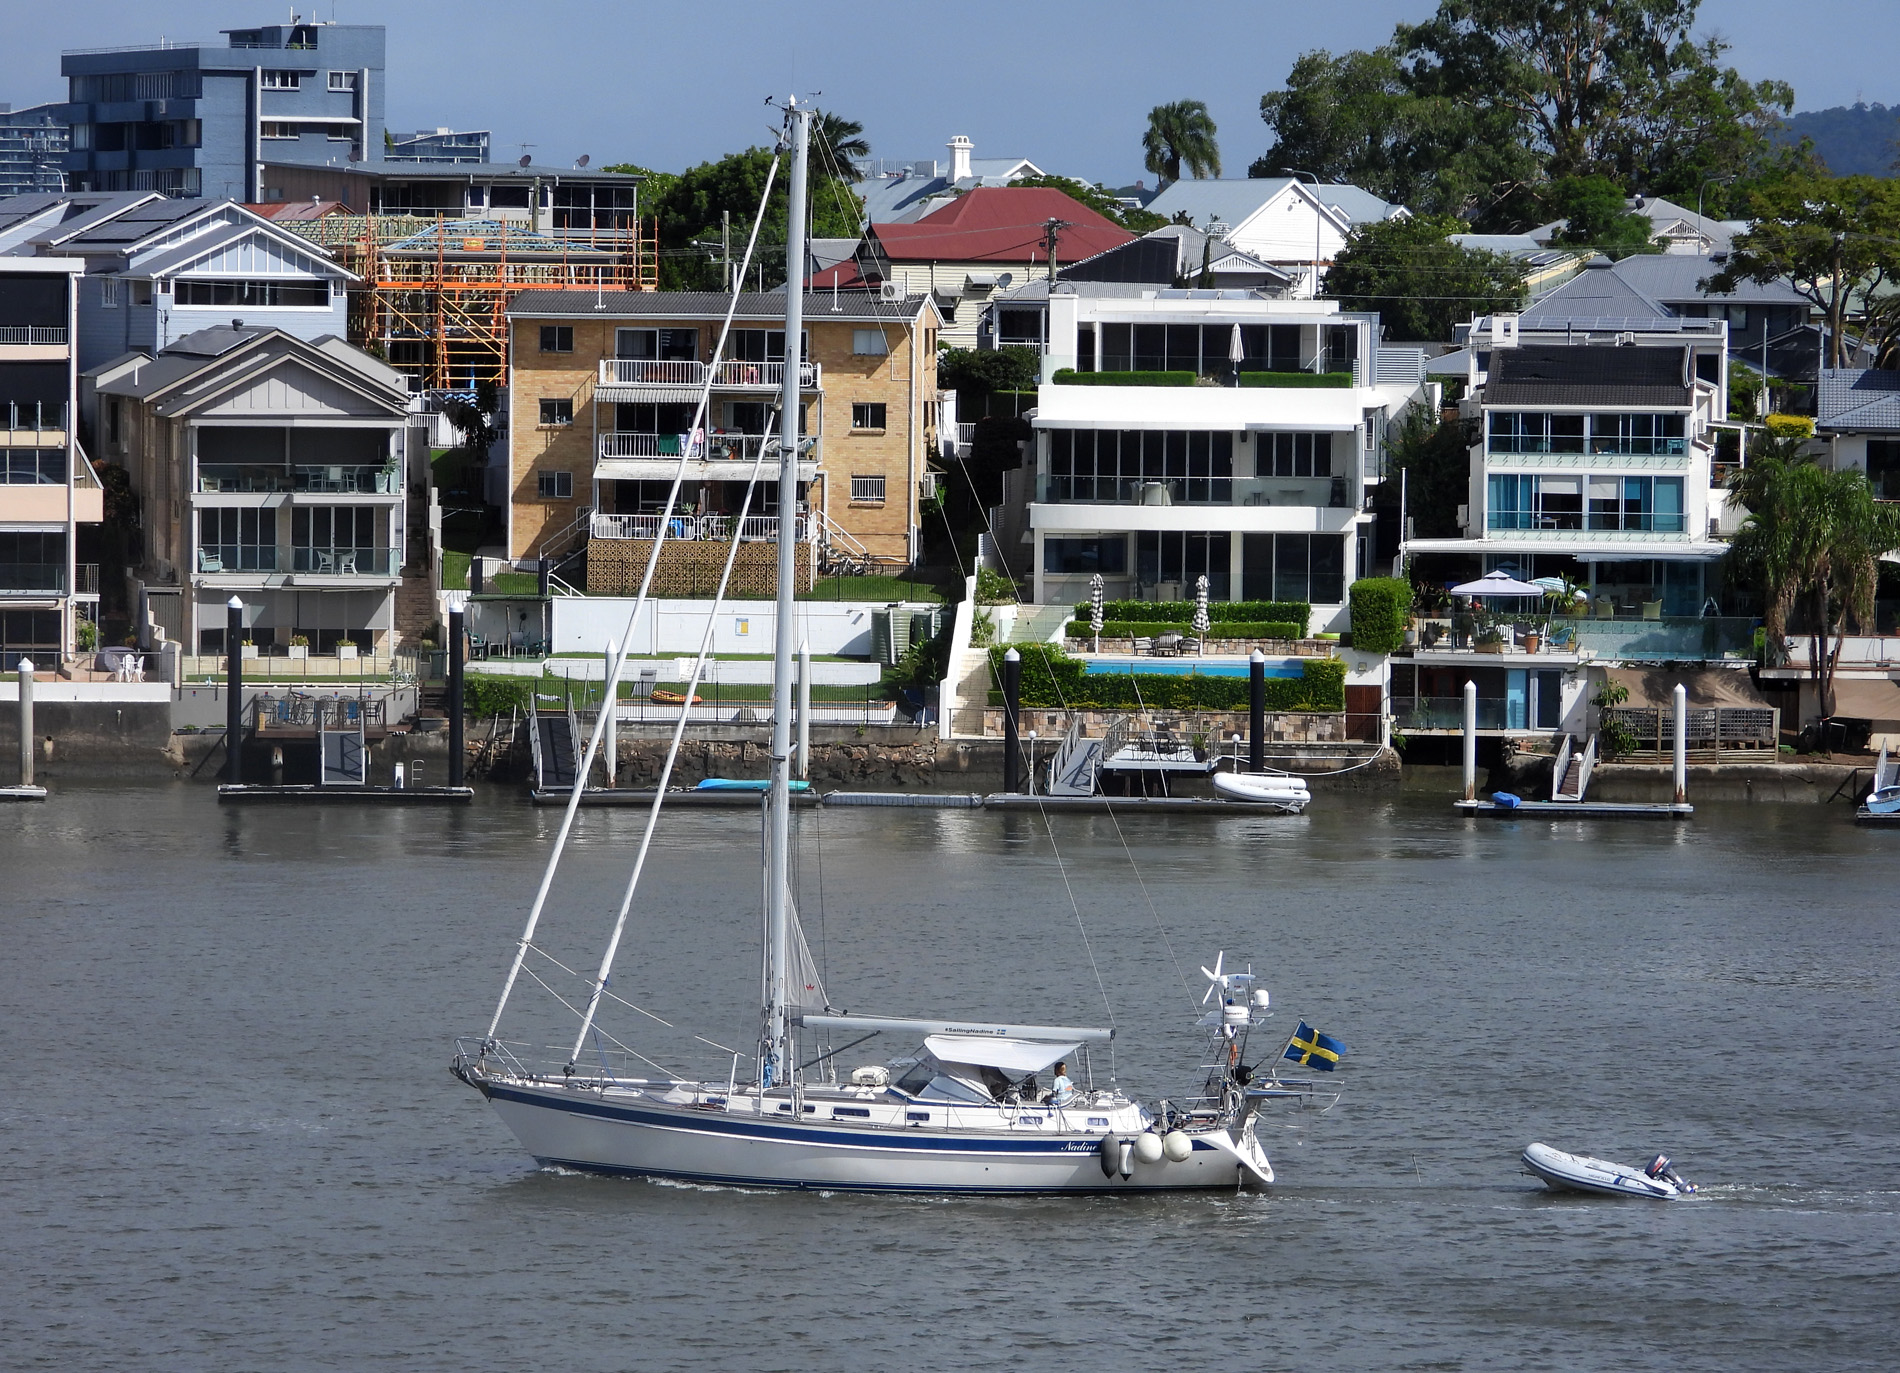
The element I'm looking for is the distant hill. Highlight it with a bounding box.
[1783,103,1900,176]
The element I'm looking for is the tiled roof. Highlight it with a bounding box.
[1485,345,1692,407]
[867,187,1132,265]
[1817,368,1900,431]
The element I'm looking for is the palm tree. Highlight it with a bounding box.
[1727,441,1900,717]
[813,111,870,183]
[1142,100,1221,186]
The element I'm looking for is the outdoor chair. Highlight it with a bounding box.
[1155,633,1183,656]
[1642,599,1663,620]
[1594,597,1615,619]
[1132,637,1155,655]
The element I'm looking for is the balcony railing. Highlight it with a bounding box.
[599,359,703,386]
[0,563,65,592]
[198,546,278,573]
[1488,437,1686,456]
[1,401,66,431]
[1486,515,1689,535]
[598,431,779,461]
[590,512,812,543]
[1038,475,1354,509]
[0,326,68,346]
[1395,696,1510,730]
[197,464,400,494]
[709,360,819,390]
[75,563,99,595]
[290,548,398,575]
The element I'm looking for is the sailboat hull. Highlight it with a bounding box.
[480,1080,1265,1193]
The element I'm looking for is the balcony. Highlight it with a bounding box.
[1038,475,1353,509]
[290,547,397,576]
[0,326,68,347]
[196,464,400,495]
[597,431,787,461]
[197,546,278,574]
[590,512,812,543]
[1395,696,1510,731]
[1487,447,1691,470]
[1411,616,1756,662]
[0,562,65,593]
[595,359,822,390]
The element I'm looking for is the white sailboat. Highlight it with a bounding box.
[452,102,1339,1192]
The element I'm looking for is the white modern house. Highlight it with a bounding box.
[1407,311,1735,620]
[1139,179,1407,298]
[995,282,1431,628]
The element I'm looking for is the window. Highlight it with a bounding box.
[852,403,887,430]
[1261,433,1333,478]
[729,328,808,363]
[488,185,531,209]
[130,280,153,307]
[1869,440,1900,500]
[1046,429,1233,504]
[849,474,886,503]
[260,71,302,89]
[1488,411,1585,454]
[538,471,574,499]
[1136,531,1232,599]
[100,277,118,308]
[328,71,357,91]
[291,507,381,572]
[539,398,573,426]
[174,280,330,307]
[1589,413,1687,456]
[851,328,890,356]
[615,327,699,361]
[0,450,66,485]
[1240,532,1346,604]
[1586,476,1685,532]
[539,325,573,354]
[199,508,276,573]
[260,122,300,140]
[1043,536,1127,575]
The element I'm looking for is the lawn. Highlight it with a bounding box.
[801,574,943,603]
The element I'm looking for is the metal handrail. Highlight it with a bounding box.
[0,326,67,345]
[599,359,703,385]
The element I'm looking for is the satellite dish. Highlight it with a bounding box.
[518,154,532,168]
[997,271,1014,288]
[574,154,590,169]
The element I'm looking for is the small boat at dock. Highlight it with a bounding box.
[1212,770,1311,812]
[1522,1142,1696,1198]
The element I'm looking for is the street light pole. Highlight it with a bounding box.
[1286,168,1326,307]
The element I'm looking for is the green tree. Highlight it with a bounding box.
[1326,214,1526,340]
[1705,172,1900,368]
[1142,100,1222,185]
[1725,442,1900,717]
[1379,406,1473,541]
[646,147,862,291]
[937,346,1041,396]
[1542,175,1659,256]
[1005,174,1165,232]
[813,110,869,183]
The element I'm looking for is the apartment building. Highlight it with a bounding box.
[0,257,102,667]
[56,21,386,200]
[0,105,70,200]
[505,290,941,596]
[995,282,1431,628]
[90,325,416,655]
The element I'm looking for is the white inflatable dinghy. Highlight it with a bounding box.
[1213,771,1311,812]
[1522,1142,1696,1198]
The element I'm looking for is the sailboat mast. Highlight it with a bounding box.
[763,101,809,1086]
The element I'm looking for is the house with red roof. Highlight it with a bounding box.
[818,186,1135,348]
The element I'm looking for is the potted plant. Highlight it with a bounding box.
[287,634,309,661]
[336,637,359,661]
[1474,627,1506,654]
[76,619,98,653]
[240,636,259,662]
[1521,624,1541,654]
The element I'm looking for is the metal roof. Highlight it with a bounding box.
[1142,178,1402,233]
[1818,368,1900,431]
[506,289,933,322]
[1485,345,1693,407]
[1608,252,1809,305]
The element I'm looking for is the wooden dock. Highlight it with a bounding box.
[217,785,474,805]
[528,787,820,808]
[1454,799,1692,819]
[0,784,47,802]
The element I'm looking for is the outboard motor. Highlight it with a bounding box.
[1644,1153,1695,1193]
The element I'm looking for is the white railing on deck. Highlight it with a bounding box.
[709,360,821,389]
[598,359,704,386]
[0,326,68,346]
[590,512,812,543]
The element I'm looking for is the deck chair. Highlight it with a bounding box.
[1641,599,1663,620]
[1594,597,1614,619]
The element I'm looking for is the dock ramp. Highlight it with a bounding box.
[1550,734,1597,802]
[529,695,580,792]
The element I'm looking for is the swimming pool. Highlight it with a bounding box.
[1080,657,1306,678]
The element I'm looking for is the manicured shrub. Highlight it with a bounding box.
[463,673,535,716]
[1073,599,1311,629]
[1066,620,1303,640]
[1050,369,1196,387]
[1348,577,1412,654]
[988,646,1345,711]
[1238,371,1353,388]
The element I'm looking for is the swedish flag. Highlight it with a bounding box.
[1283,1022,1347,1072]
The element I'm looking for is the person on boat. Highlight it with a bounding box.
[1048,1062,1076,1106]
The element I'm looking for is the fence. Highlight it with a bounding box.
[1603,705,1778,751]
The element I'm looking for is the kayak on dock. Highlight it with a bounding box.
[695,778,811,792]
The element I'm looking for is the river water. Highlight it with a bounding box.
[3,784,1895,1371]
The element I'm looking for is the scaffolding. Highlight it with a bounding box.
[278,214,658,392]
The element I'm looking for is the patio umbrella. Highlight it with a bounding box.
[1228,323,1245,386]
[1088,573,1105,651]
[1191,574,1211,648]
[1448,570,1545,597]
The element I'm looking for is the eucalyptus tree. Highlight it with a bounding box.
[1142,100,1222,186]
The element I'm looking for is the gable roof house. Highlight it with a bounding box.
[1140,178,1406,298]
[0,191,356,372]
[89,326,419,659]
[1817,368,1900,501]
[854,136,1045,225]
[839,187,1134,349]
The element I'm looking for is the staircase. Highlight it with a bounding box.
[1005,603,1075,645]
[528,696,579,791]
[1550,734,1597,801]
[393,567,437,650]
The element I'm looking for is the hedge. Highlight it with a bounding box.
[1073,598,1311,628]
[989,645,1346,711]
[463,672,536,716]
[1348,577,1411,654]
[1050,369,1196,387]
[1066,620,1303,640]
[1239,371,1353,389]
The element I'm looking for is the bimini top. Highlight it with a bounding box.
[923,1034,1078,1075]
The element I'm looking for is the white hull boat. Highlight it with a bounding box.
[1213,771,1311,812]
[1521,1142,1696,1198]
[452,105,1343,1195]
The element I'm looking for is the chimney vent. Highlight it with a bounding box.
[947,135,973,182]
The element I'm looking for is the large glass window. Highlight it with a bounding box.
[616,328,700,361]
[1487,412,1585,454]
[1240,532,1347,604]
[727,329,808,363]
[292,506,378,572]
[1046,429,1232,503]
[0,449,66,484]
[0,607,59,670]
[1869,440,1900,500]
[1260,433,1333,478]
[1586,476,1685,531]
[174,280,330,307]
[1043,537,1127,575]
[1488,473,1531,530]
[1100,322,1308,376]
[1590,413,1686,455]
[198,508,275,572]
[1136,532,1230,598]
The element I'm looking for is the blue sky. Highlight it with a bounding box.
[3,0,1891,186]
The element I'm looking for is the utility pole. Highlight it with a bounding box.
[1042,218,1073,289]
[722,210,731,291]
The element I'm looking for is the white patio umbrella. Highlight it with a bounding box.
[1228,323,1245,385]
[1448,570,1545,597]
[1191,574,1212,649]
[1088,573,1105,652]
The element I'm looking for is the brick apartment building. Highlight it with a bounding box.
[504,290,941,595]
